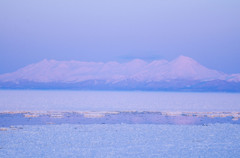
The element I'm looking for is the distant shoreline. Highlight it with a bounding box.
[1,111,240,127]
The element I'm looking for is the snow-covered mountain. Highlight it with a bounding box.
[0,56,229,82]
[0,56,239,91]
[131,56,227,82]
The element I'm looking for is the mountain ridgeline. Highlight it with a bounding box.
[0,56,240,91]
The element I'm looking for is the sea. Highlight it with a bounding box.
[0,90,240,112]
[1,90,240,157]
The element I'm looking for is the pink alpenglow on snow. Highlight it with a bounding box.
[0,56,236,83]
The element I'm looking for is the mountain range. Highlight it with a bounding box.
[0,56,240,91]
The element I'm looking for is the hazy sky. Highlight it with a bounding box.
[0,0,240,74]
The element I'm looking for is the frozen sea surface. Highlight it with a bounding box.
[0,90,240,112]
[1,124,240,158]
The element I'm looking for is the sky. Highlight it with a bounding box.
[0,0,240,74]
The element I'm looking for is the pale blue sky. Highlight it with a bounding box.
[0,0,240,74]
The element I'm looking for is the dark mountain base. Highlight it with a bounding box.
[0,79,240,92]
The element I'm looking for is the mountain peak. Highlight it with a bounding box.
[39,59,57,64]
[174,55,196,63]
[171,56,199,68]
[129,59,147,64]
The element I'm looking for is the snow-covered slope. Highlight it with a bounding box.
[228,74,240,82]
[131,56,226,81]
[0,56,236,83]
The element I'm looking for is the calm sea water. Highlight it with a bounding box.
[0,90,240,112]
